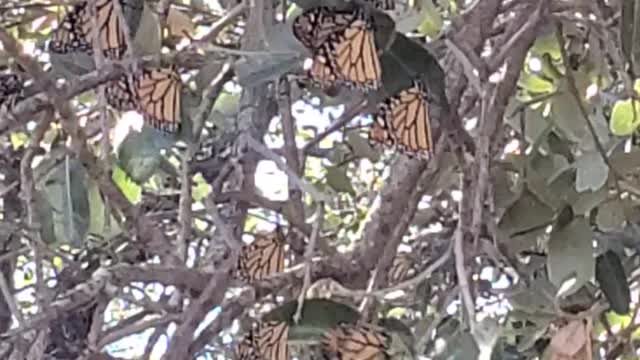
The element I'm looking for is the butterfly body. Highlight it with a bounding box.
[236,321,290,360]
[370,80,433,159]
[237,229,286,283]
[323,323,391,360]
[105,76,137,112]
[49,0,127,59]
[134,68,182,133]
[293,7,382,91]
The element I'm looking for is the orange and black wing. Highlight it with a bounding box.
[49,1,92,55]
[236,321,289,360]
[375,80,433,158]
[237,229,286,282]
[328,14,381,91]
[49,0,127,59]
[105,76,137,112]
[235,334,260,360]
[322,323,391,359]
[293,7,360,50]
[133,67,182,133]
[254,321,290,360]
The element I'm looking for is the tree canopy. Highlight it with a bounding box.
[0,0,639,359]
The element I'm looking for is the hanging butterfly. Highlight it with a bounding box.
[0,73,24,113]
[237,227,286,282]
[236,333,260,360]
[388,253,416,284]
[293,7,382,91]
[133,67,182,133]
[254,321,290,360]
[49,0,128,59]
[293,6,359,50]
[369,80,433,158]
[236,321,290,360]
[105,76,137,112]
[322,323,391,360]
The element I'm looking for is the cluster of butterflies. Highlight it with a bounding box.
[292,4,435,159]
[48,0,182,133]
[236,227,415,285]
[234,227,415,359]
[236,320,392,360]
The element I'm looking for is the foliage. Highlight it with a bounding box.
[1,0,640,360]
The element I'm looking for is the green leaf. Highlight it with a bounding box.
[551,91,587,142]
[595,200,626,232]
[34,190,56,245]
[416,0,443,37]
[213,91,241,116]
[596,250,630,315]
[192,173,212,202]
[531,30,561,60]
[112,166,142,204]
[132,2,161,56]
[547,217,594,297]
[498,189,554,236]
[117,127,169,184]
[87,179,122,241]
[610,99,640,136]
[10,132,28,150]
[519,72,555,94]
[575,151,609,192]
[37,158,90,247]
[611,149,640,175]
[325,166,355,195]
[346,131,379,162]
[572,186,608,215]
[438,331,480,360]
[262,298,361,342]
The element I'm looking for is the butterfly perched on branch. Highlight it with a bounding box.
[101,67,183,134]
[237,227,287,283]
[133,67,183,133]
[322,323,391,359]
[49,0,130,59]
[369,79,434,159]
[293,6,382,91]
[236,321,290,360]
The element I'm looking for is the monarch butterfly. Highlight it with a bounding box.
[323,323,391,360]
[49,0,127,59]
[133,67,182,133]
[293,7,382,91]
[293,7,358,50]
[388,253,415,284]
[254,321,290,360]
[0,73,23,112]
[105,76,137,112]
[236,321,290,360]
[235,334,259,360]
[370,80,433,158]
[237,228,286,282]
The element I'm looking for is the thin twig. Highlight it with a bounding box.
[191,3,246,46]
[242,134,330,202]
[293,202,324,323]
[302,97,367,153]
